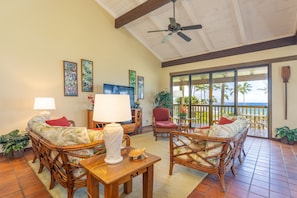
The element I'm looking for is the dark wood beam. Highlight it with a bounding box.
[115,0,171,28]
[162,35,297,67]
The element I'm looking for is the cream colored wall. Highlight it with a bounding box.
[0,0,161,133]
[271,61,297,136]
[159,46,297,138]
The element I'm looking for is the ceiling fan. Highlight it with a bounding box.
[147,0,202,43]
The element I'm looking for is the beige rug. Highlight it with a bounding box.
[28,132,207,198]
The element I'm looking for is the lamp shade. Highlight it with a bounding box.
[93,94,131,123]
[34,97,56,110]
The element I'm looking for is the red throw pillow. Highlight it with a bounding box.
[199,126,210,129]
[218,117,234,125]
[46,116,70,126]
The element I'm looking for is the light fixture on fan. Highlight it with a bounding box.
[33,97,56,120]
[147,0,202,43]
[93,94,131,164]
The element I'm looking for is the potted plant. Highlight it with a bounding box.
[179,106,187,119]
[154,90,173,109]
[275,126,297,145]
[0,129,29,158]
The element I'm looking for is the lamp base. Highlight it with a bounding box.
[103,123,123,164]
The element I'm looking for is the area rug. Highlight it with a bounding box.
[28,132,207,198]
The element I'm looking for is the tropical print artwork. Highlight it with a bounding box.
[81,59,93,92]
[64,61,78,96]
[129,70,136,89]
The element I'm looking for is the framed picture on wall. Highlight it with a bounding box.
[137,76,144,99]
[81,59,93,92]
[129,70,136,89]
[63,61,78,96]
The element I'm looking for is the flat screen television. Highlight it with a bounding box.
[103,83,135,108]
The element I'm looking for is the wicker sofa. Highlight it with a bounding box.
[27,116,130,198]
[169,117,249,191]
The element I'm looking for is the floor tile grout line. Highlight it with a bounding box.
[279,143,293,197]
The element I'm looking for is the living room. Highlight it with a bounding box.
[1,0,297,197]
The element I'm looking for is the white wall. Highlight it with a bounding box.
[0,0,161,134]
[159,46,297,138]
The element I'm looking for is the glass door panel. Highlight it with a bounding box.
[191,73,210,128]
[237,66,268,138]
[172,75,190,118]
[212,70,235,122]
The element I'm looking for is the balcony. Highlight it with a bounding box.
[173,104,268,138]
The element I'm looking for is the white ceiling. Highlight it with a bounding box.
[96,0,297,65]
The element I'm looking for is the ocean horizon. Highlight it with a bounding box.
[225,102,268,106]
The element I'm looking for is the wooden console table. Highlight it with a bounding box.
[87,109,142,134]
[79,147,161,198]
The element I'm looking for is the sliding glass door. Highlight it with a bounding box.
[171,65,269,138]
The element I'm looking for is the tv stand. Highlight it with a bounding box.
[87,109,142,134]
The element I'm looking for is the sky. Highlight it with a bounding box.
[173,80,268,104]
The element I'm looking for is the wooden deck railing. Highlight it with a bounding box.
[173,104,268,131]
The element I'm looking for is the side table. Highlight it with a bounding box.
[79,147,161,198]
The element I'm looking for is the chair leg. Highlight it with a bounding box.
[218,174,226,192]
[169,161,174,175]
[242,148,246,156]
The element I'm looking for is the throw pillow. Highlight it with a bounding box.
[218,116,234,125]
[46,116,70,127]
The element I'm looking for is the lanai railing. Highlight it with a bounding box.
[173,104,268,137]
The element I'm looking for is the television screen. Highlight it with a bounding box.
[103,83,135,108]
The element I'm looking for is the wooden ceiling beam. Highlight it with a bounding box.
[115,0,171,28]
[162,34,297,67]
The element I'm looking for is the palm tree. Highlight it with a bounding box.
[195,84,209,103]
[238,82,252,103]
[213,83,232,105]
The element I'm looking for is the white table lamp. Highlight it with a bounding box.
[93,94,131,164]
[34,97,56,120]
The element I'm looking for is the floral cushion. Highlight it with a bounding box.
[88,129,104,142]
[28,116,104,145]
[204,117,249,165]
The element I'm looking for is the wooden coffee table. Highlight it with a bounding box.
[79,147,161,198]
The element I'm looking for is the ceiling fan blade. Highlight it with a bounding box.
[161,32,173,44]
[177,31,191,42]
[147,29,169,33]
[169,17,176,28]
[181,24,203,31]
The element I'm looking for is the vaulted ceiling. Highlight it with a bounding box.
[96,0,297,67]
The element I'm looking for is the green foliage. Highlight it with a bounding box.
[0,129,29,157]
[154,91,173,109]
[275,126,297,144]
[183,96,199,105]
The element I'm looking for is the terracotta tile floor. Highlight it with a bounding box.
[1,136,297,198]
[188,137,297,198]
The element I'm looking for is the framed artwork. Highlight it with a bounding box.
[137,76,144,99]
[63,61,78,96]
[81,59,93,92]
[129,70,136,89]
